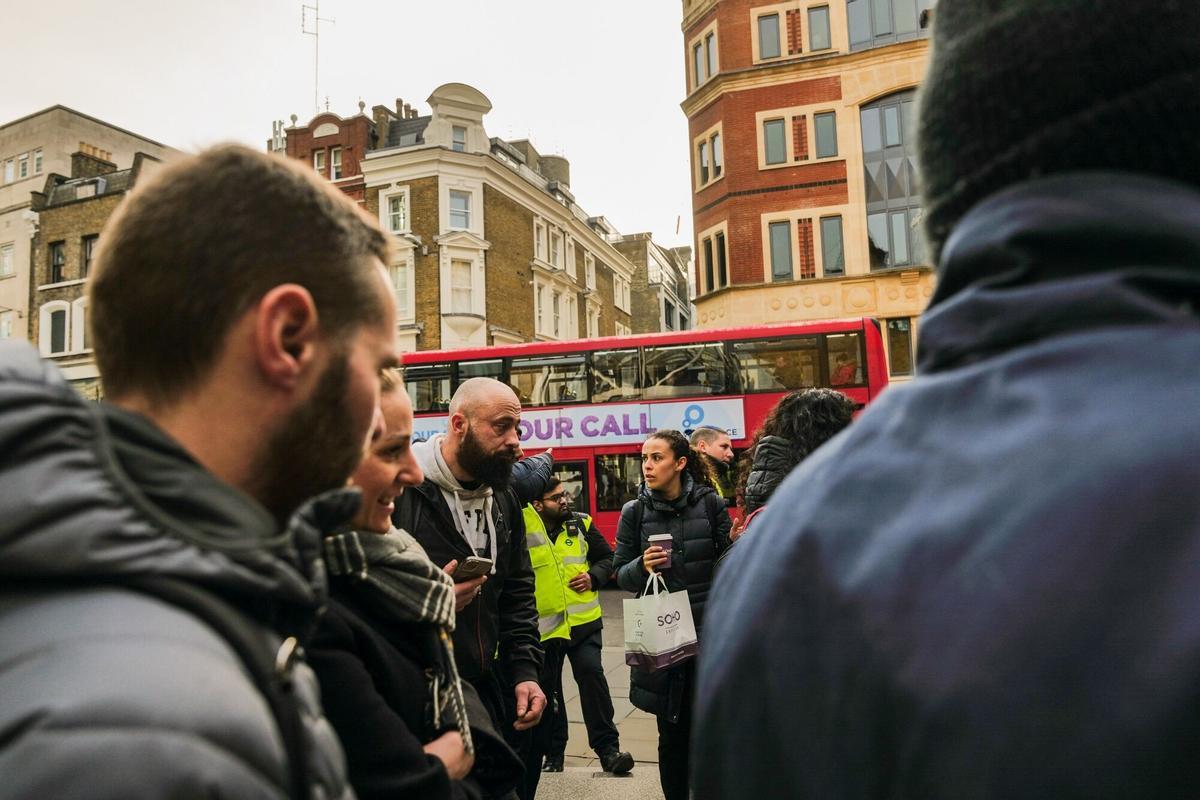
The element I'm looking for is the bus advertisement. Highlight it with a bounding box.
[401,318,889,541]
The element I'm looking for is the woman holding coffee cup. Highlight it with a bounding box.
[613,429,732,800]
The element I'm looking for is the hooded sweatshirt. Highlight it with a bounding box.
[412,435,498,571]
[0,341,353,799]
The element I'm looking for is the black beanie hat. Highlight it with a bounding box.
[916,0,1200,265]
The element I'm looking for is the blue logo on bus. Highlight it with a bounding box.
[682,404,705,431]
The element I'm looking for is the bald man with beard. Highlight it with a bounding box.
[392,378,546,797]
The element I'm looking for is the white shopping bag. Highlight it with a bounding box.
[623,572,698,672]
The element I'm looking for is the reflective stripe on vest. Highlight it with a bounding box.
[567,598,601,617]
[538,610,568,637]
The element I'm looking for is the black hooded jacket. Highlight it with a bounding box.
[742,435,796,514]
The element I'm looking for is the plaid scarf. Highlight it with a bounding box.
[323,526,473,755]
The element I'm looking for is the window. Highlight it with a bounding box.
[886,318,914,376]
[827,332,865,387]
[591,348,640,402]
[764,119,787,165]
[809,6,832,50]
[698,141,709,185]
[848,0,932,51]
[387,194,409,232]
[614,320,631,337]
[313,149,325,174]
[40,301,70,356]
[71,297,90,351]
[711,133,723,178]
[33,149,42,174]
[330,147,343,179]
[586,305,600,338]
[705,32,717,78]
[820,216,845,275]
[3,160,12,183]
[643,342,729,399]
[861,90,924,268]
[49,242,66,283]
[0,310,12,340]
[758,13,781,59]
[536,284,546,331]
[733,337,820,391]
[566,240,577,279]
[550,231,562,267]
[552,291,562,337]
[769,221,792,281]
[451,125,467,152]
[510,354,587,406]
[595,454,642,511]
[693,42,705,88]
[458,359,504,382]
[390,261,414,322]
[702,238,715,293]
[450,260,473,313]
[81,235,98,279]
[449,190,471,229]
[814,112,838,158]
[405,364,453,412]
[664,300,676,331]
[17,154,28,179]
[584,252,596,289]
[716,232,728,287]
[696,130,723,189]
[0,243,13,277]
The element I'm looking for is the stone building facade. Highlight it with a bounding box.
[0,106,170,346]
[611,233,694,333]
[681,0,935,379]
[28,151,163,397]
[275,84,637,354]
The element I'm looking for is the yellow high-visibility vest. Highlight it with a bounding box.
[523,507,603,642]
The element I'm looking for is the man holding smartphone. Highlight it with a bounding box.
[393,378,546,798]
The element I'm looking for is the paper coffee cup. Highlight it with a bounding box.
[648,534,673,568]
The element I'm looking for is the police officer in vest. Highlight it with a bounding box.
[525,478,635,776]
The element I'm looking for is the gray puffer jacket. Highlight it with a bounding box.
[0,343,354,800]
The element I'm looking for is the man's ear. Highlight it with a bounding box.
[254,284,320,390]
[449,410,469,436]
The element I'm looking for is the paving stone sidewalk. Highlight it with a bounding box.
[535,587,665,800]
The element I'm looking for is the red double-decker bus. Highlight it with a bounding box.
[401,318,888,542]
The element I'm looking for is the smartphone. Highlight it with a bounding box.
[453,556,494,582]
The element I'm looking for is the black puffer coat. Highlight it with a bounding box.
[613,476,731,715]
[742,435,796,514]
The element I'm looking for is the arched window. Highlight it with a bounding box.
[39,300,70,356]
[859,89,925,269]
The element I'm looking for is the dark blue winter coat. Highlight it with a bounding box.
[694,172,1200,800]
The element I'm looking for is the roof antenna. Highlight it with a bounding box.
[301,0,336,116]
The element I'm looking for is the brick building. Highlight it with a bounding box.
[611,232,694,333]
[682,0,935,379]
[28,151,163,397]
[274,84,638,353]
[0,106,170,346]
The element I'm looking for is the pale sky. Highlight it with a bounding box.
[1,0,694,247]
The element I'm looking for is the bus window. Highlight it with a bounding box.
[551,460,590,517]
[406,363,453,412]
[733,337,820,392]
[827,332,865,387]
[643,342,729,399]
[457,358,504,385]
[591,348,640,403]
[595,454,642,511]
[509,354,588,406]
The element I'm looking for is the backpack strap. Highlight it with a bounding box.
[125,577,310,800]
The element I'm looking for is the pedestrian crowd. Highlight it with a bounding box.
[3,2,1199,798]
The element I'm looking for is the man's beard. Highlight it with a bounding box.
[250,354,365,527]
[458,426,518,489]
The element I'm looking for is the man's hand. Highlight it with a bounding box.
[443,560,487,612]
[513,680,546,731]
[567,572,592,593]
[423,730,474,780]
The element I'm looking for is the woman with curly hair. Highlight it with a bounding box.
[735,388,856,534]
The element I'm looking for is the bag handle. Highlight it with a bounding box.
[642,571,667,597]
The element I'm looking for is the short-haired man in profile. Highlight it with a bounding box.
[695,2,1200,798]
[690,425,735,500]
[393,377,546,799]
[0,144,398,797]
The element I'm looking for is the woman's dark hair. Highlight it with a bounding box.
[735,389,856,503]
[647,429,716,491]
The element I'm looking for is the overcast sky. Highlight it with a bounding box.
[2,0,694,247]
